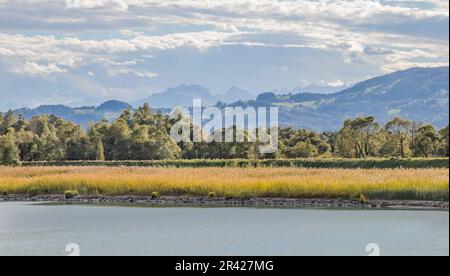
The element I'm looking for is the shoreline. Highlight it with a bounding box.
[1,195,448,211]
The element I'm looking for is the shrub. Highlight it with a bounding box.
[359,194,368,204]
[151,192,160,199]
[64,190,79,200]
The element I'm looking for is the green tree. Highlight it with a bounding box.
[0,110,16,135]
[336,117,380,158]
[55,120,90,160]
[437,125,449,157]
[119,109,133,127]
[413,125,438,157]
[87,129,105,161]
[290,140,318,158]
[385,117,412,158]
[107,119,131,160]
[13,114,27,131]
[29,117,64,161]
[14,129,35,161]
[130,125,155,160]
[94,135,105,161]
[150,130,181,160]
[0,129,21,165]
[378,130,398,157]
[336,126,357,158]
[133,104,154,125]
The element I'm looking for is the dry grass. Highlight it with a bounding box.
[0,166,448,201]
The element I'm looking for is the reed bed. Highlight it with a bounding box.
[0,167,448,201]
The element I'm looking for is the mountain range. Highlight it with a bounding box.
[8,67,449,131]
[132,84,254,108]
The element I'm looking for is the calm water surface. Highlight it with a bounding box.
[0,202,448,256]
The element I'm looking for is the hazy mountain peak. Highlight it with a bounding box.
[166,84,210,95]
[134,84,256,108]
[133,84,216,108]
[221,87,254,103]
[96,100,132,112]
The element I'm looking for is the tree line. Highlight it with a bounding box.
[0,105,448,165]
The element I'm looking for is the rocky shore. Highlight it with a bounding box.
[1,194,448,210]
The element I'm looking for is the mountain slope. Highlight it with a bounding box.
[220,87,254,103]
[292,84,347,94]
[253,67,449,131]
[13,100,132,128]
[133,84,219,108]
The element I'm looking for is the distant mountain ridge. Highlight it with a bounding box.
[132,84,217,108]
[238,67,448,130]
[132,84,253,108]
[12,100,131,128]
[9,67,449,131]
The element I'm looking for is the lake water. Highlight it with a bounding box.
[0,202,448,256]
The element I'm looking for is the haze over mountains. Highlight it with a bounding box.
[256,67,449,130]
[132,85,254,108]
[7,67,449,131]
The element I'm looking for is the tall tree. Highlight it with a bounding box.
[0,129,21,165]
[0,110,16,135]
[107,119,131,160]
[337,117,380,158]
[14,128,35,161]
[437,125,449,157]
[413,125,438,157]
[133,104,154,126]
[385,117,412,158]
[95,135,105,161]
[88,129,105,161]
[13,114,27,131]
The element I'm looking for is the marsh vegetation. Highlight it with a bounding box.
[0,167,448,201]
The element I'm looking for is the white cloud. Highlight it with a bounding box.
[107,67,158,79]
[12,61,67,76]
[58,0,448,19]
[44,17,86,24]
[0,0,448,106]
[327,80,346,87]
[0,31,241,80]
[65,0,129,12]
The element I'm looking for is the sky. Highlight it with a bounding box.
[0,0,448,109]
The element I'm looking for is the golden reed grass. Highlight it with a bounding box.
[0,166,448,200]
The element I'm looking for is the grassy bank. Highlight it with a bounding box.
[21,158,449,169]
[0,167,448,201]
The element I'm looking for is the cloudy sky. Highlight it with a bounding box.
[0,0,448,109]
